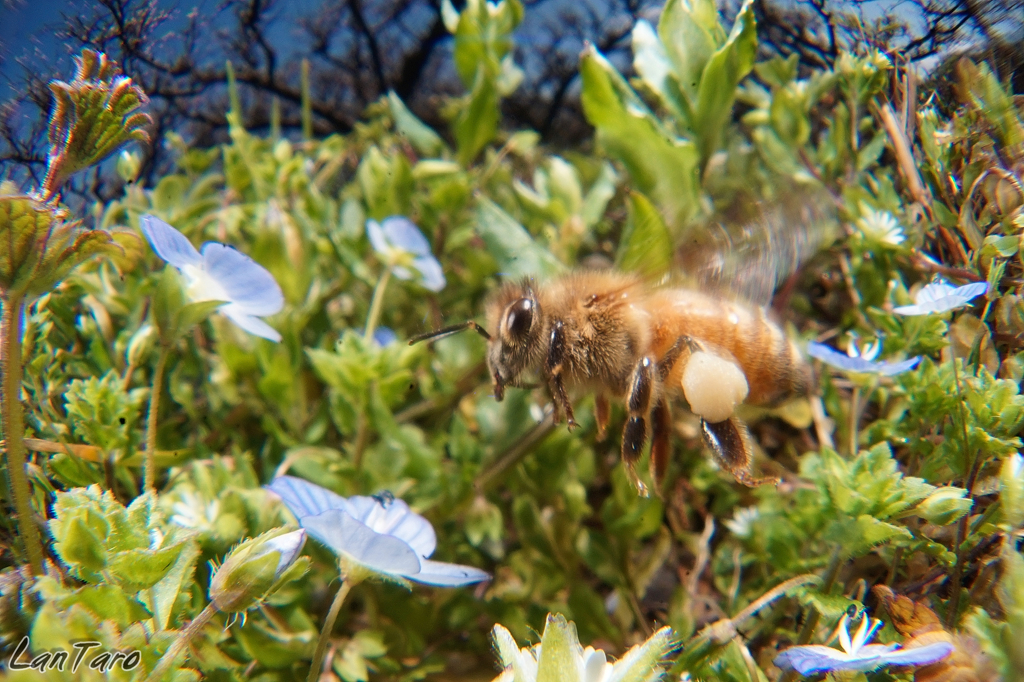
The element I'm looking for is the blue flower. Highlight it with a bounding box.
[807,339,920,376]
[358,326,398,347]
[775,613,953,675]
[893,280,989,316]
[265,476,489,587]
[366,216,446,292]
[140,215,284,342]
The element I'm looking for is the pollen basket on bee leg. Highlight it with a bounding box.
[681,351,749,423]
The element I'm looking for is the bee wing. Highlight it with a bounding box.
[679,195,839,308]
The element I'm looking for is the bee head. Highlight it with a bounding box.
[487,280,543,401]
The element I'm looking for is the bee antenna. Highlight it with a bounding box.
[409,320,492,345]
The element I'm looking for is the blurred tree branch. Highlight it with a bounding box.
[1,0,1020,206]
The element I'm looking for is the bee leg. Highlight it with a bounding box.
[657,336,698,380]
[621,356,656,495]
[595,394,610,442]
[650,398,672,488]
[700,417,780,487]
[546,320,577,430]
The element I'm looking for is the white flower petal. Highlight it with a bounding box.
[893,281,989,316]
[262,529,307,576]
[345,495,437,559]
[382,216,432,256]
[413,559,491,586]
[220,305,282,342]
[492,624,523,670]
[807,342,920,376]
[141,215,202,268]
[267,475,354,519]
[915,282,956,305]
[877,356,922,376]
[775,644,857,674]
[875,642,954,667]
[366,219,391,256]
[201,243,284,316]
[265,477,488,586]
[413,255,446,292]
[582,648,609,682]
[301,508,422,576]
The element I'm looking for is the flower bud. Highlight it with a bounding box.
[116,150,141,183]
[209,529,307,613]
[126,324,156,368]
[915,486,971,525]
[1000,453,1024,529]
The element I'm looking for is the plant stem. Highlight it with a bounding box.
[144,346,170,495]
[363,267,392,344]
[475,411,556,492]
[847,386,860,456]
[1,292,44,575]
[945,354,978,628]
[144,602,217,682]
[307,579,354,682]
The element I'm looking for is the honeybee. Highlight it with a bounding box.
[412,201,830,495]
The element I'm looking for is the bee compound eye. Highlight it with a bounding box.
[505,298,534,339]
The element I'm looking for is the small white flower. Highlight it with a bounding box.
[857,206,905,246]
[893,280,988,316]
[807,340,920,376]
[775,612,953,675]
[491,613,673,682]
[170,490,221,531]
[366,216,446,292]
[266,476,488,586]
[724,506,760,539]
[140,215,285,341]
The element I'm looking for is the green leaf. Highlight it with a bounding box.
[657,0,724,105]
[64,370,146,451]
[234,619,314,669]
[616,191,672,279]
[145,534,200,631]
[580,161,618,228]
[580,46,701,231]
[107,542,186,591]
[388,91,447,157]
[632,20,687,123]
[152,265,187,344]
[358,146,414,219]
[968,544,1024,677]
[176,299,228,334]
[691,0,757,167]
[37,578,152,628]
[475,197,565,278]
[536,614,577,682]
[59,516,108,574]
[456,71,500,166]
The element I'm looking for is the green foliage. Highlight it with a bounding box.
[49,488,191,590]
[64,370,147,451]
[3,7,1022,682]
[0,193,123,297]
[447,0,524,165]
[43,49,151,200]
[968,543,1024,678]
